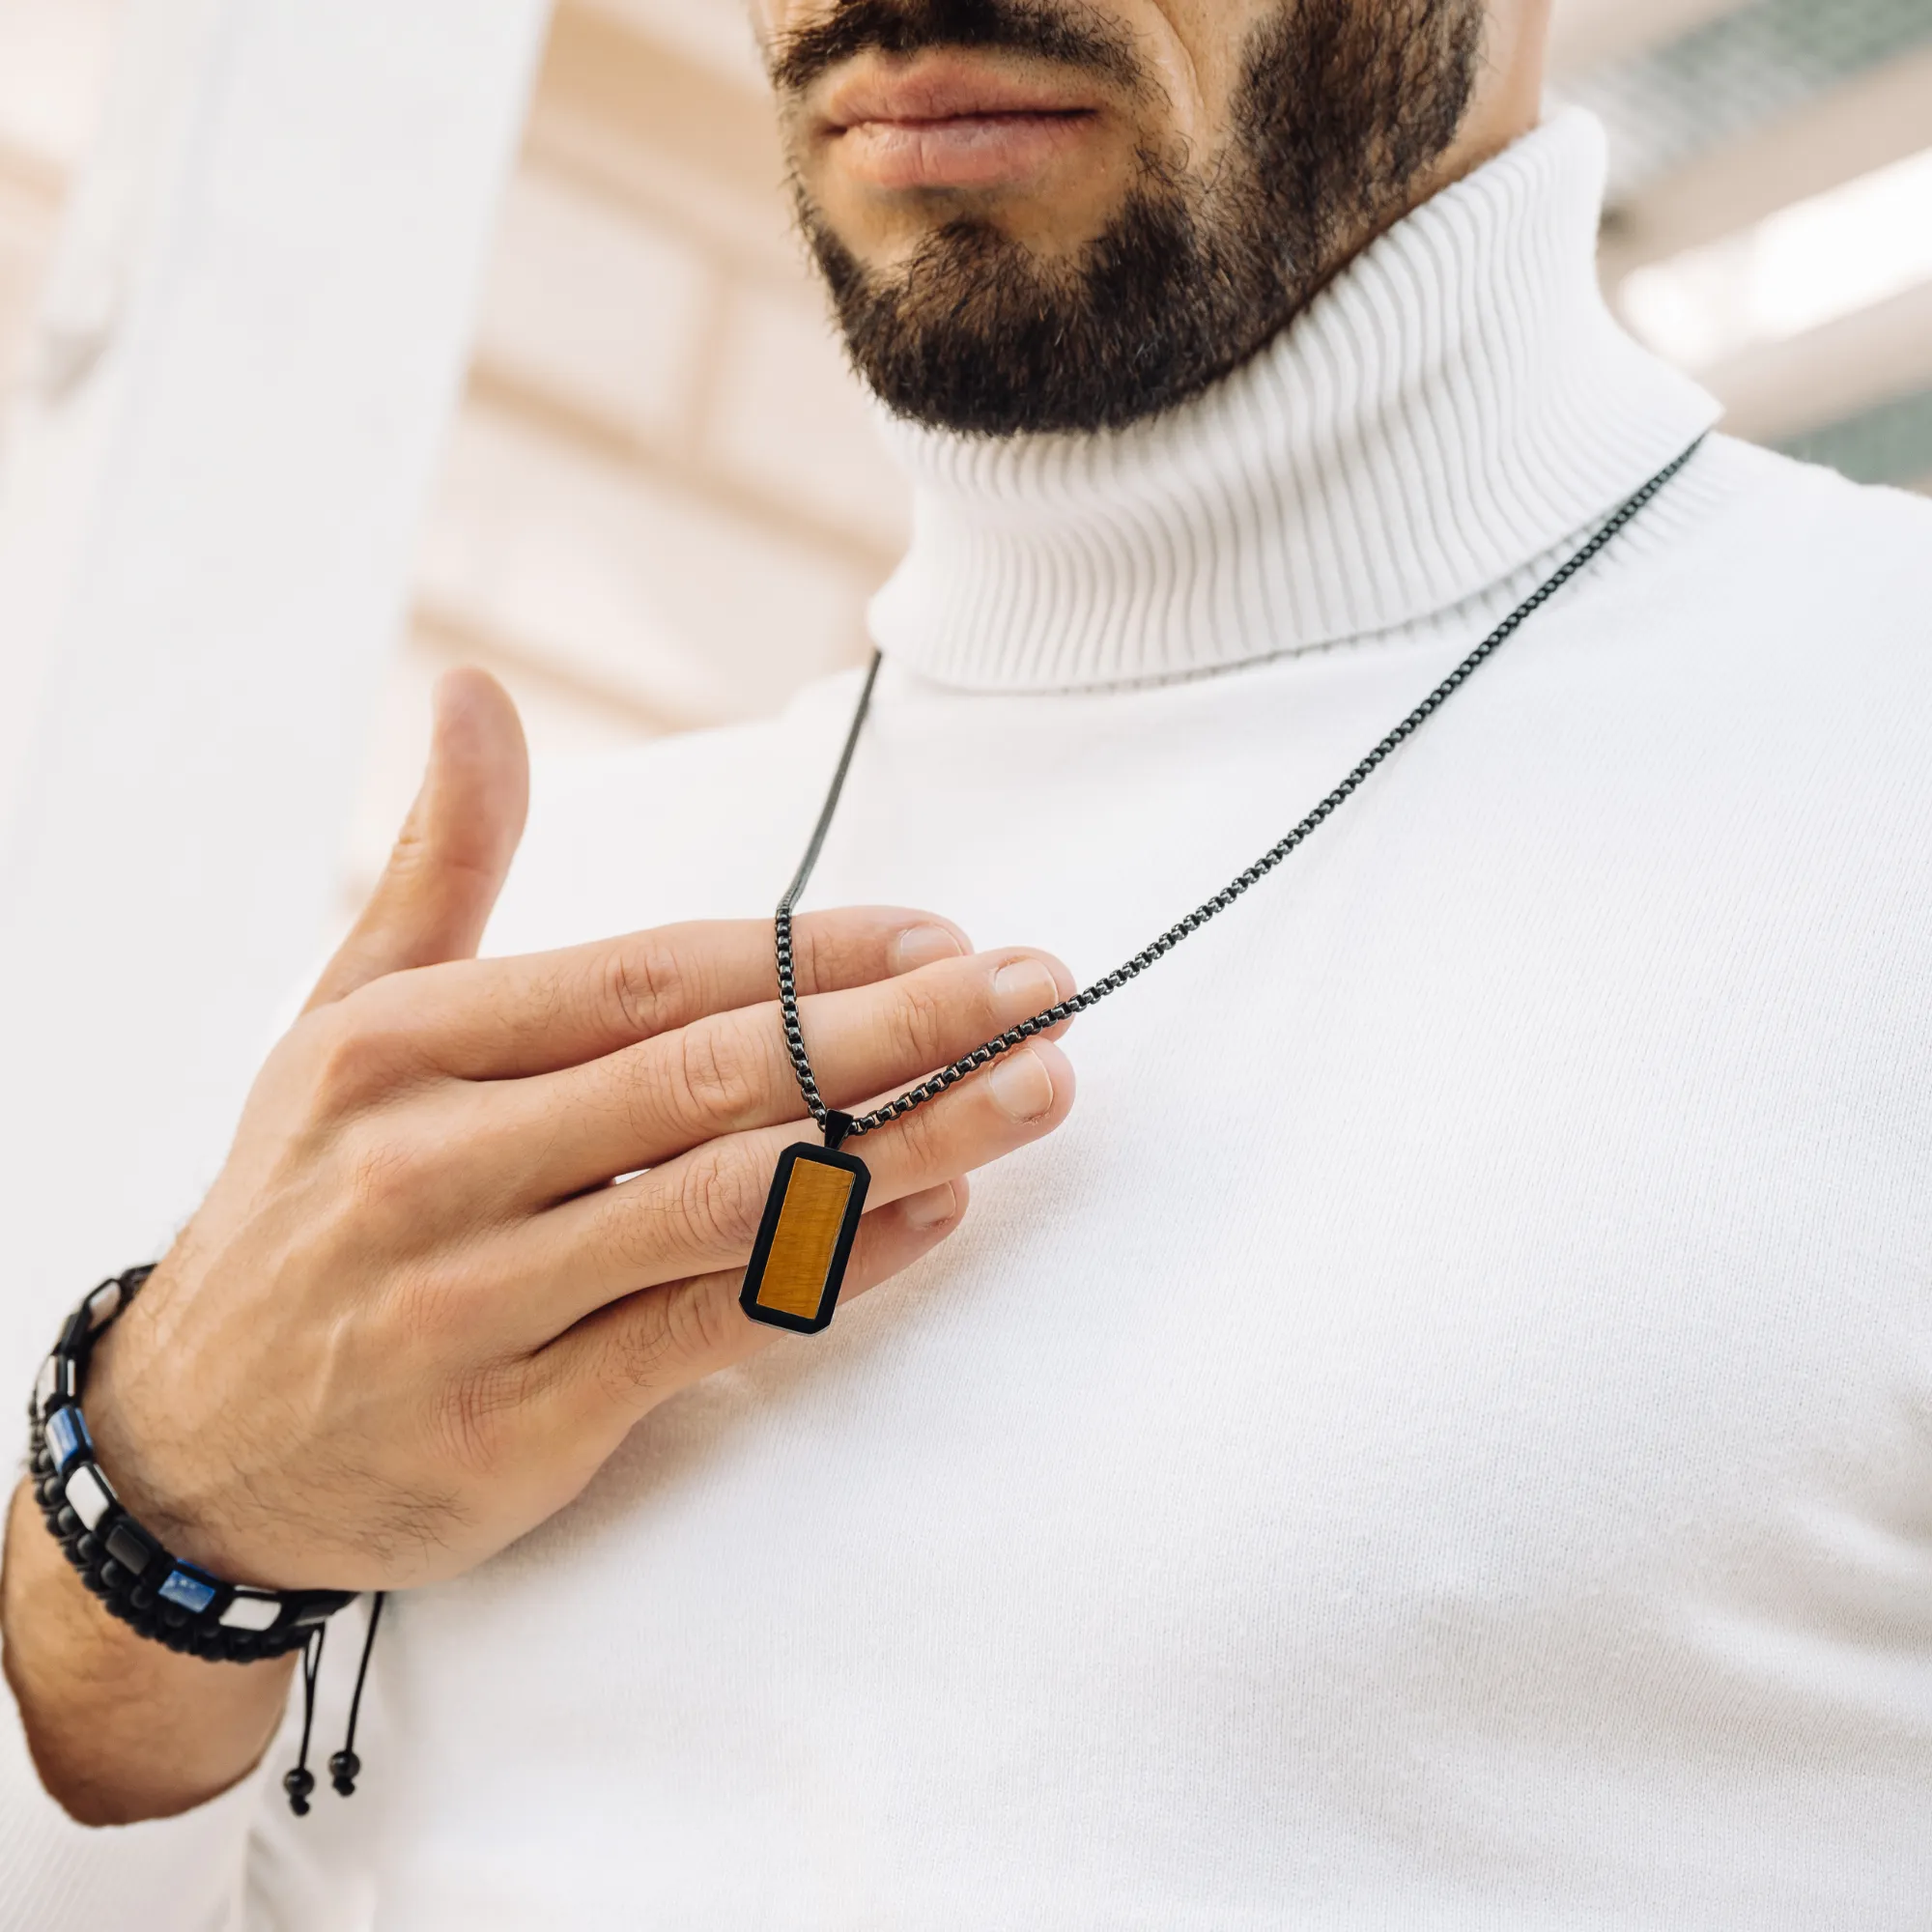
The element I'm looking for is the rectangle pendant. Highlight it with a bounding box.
[740,1142,870,1335]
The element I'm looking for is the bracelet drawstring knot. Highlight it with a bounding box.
[284,1593,385,1815]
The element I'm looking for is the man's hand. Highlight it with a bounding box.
[2,669,1075,1822]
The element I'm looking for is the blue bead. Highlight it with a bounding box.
[45,1406,91,1471]
[158,1568,217,1614]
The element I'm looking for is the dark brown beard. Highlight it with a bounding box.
[780,0,1486,437]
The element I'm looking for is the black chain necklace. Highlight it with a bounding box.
[739,439,1705,1334]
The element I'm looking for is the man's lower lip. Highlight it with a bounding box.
[833,113,1095,191]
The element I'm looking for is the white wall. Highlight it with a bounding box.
[0,0,551,1384]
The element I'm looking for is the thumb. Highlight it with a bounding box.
[305,668,530,1011]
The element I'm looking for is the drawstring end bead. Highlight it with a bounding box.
[282,1591,384,1814]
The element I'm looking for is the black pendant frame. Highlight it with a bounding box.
[739,1142,870,1336]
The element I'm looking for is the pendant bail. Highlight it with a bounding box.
[821,1110,855,1153]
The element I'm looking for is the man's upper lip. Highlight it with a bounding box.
[817,54,1102,130]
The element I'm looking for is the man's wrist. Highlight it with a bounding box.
[28,1266,355,1660]
[2,1481,294,1827]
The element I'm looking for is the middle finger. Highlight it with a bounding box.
[482,946,1076,1203]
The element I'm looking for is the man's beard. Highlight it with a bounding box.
[776,0,1486,437]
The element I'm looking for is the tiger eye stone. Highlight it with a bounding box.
[754,1161,856,1319]
[741,1144,870,1335]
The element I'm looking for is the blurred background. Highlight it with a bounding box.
[4,0,1928,907]
[0,0,1926,1376]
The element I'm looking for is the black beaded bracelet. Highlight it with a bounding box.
[25,1266,355,1663]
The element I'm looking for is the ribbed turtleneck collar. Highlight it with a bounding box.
[866,110,1720,694]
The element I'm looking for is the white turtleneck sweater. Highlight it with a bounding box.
[7,111,1932,1929]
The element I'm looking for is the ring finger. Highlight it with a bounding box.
[491,1036,1075,1350]
[526,1177,974,1434]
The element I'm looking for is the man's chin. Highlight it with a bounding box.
[801,191,1262,439]
[796,156,1139,281]
[813,219,1099,311]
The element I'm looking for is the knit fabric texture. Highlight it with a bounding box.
[6,111,1932,1929]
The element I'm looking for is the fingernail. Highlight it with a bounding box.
[992,958,1060,1021]
[893,923,966,973]
[904,1182,959,1231]
[988,1046,1054,1122]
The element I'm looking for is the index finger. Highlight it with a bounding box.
[345,907,973,1081]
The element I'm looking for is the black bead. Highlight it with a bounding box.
[283,1768,315,1817]
[36,1477,61,1509]
[55,1508,79,1538]
[129,1584,154,1609]
[99,1559,126,1591]
[74,1532,99,1563]
[162,1606,187,1630]
[104,1522,154,1577]
[328,1749,361,1797]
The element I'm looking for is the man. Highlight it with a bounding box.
[5,0,1931,1922]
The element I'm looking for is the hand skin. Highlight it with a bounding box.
[0,669,1076,1826]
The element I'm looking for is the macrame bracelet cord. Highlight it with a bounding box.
[24,1264,382,1815]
